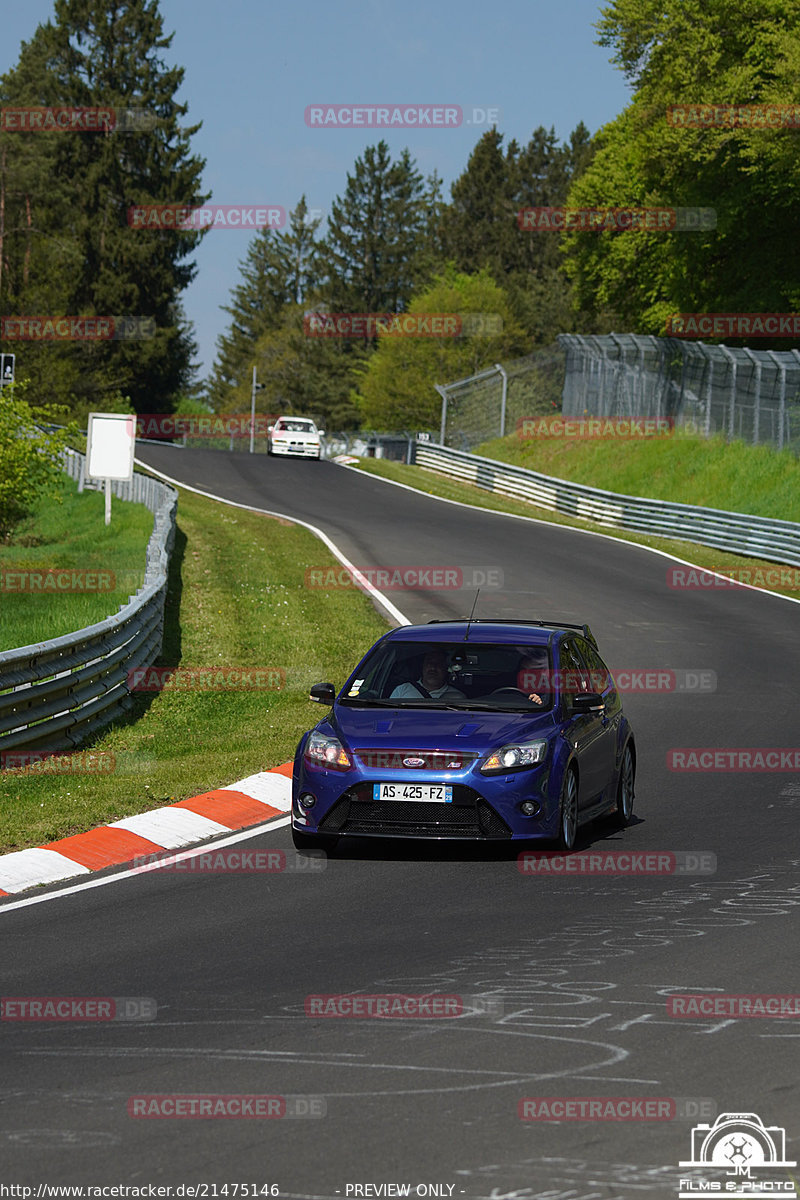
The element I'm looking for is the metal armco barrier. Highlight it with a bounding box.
[0,451,177,754]
[413,443,800,567]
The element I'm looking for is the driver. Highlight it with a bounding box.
[390,650,467,701]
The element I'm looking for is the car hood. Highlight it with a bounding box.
[329,704,555,751]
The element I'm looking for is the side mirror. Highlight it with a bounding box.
[571,691,604,714]
[317,429,326,437]
[268,425,274,433]
[309,682,336,704]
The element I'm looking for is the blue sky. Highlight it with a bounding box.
[1,0,632,386]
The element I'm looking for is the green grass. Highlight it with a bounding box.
[0,477,152,650]
[0,487,390,853]
[478,420,800,523]
[348,456,800,599]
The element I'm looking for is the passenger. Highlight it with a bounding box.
[517,648,551,706]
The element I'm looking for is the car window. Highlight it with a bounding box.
[558,639,591,698]
[340,641,554,710]
[576,636,612,693]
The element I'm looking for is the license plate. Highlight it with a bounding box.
[373,783,453,802]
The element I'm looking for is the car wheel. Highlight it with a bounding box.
[291,826,337,853]
[556,767,578,851]
[614,743,635,826]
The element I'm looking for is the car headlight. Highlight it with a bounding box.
[305,731,352,771]
[480,739,548,774]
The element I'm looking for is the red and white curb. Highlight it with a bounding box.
[0,763,293,896]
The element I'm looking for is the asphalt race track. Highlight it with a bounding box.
[3,445,799,1199]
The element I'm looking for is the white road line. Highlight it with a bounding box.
[344,462,800,607]
[133,457,411,626]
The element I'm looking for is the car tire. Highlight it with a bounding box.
[291,826,337,853]
[556,767,578,851]
[614,743,635,826]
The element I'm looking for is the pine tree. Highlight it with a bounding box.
[205,197,322,410]
[320,140,428,315]
[0,0,207,413]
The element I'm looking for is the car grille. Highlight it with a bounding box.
[354,749,479,771]
[319,786,512,839]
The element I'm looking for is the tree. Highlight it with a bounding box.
[0,384,76,540]
[355,267,527,431]
[561,0,800,339]
[206,198,322,410]
[0,0,207,413]
[320,141,428,314]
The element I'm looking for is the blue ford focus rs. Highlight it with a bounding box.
[291,619,636,851]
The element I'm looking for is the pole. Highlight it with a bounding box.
[495,364,508,438]
[250,365,256,454]
[104,479,111,526]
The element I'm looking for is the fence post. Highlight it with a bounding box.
[495,363,508,438]
[717,346,737,439]
[742,349,761,445]
[766,351,787,451]
[434,384,449,445]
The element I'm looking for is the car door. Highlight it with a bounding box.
[559,638,608,806]
[575,635,620,803]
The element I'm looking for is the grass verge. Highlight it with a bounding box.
[0,486,389,853]
[478,421,800,523]
[348,456,800,600]
[0,477,152,650]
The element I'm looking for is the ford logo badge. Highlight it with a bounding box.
[402,757,426,768]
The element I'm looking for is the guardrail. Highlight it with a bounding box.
[414,443,800,568]
[0,451,178,755]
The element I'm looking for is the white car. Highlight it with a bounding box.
[266,417,325,459]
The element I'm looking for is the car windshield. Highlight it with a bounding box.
[339,640,555,711]
[278,420,315,432]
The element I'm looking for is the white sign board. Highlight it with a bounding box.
[86,412,136,481]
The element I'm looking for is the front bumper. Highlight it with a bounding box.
[292,766,559,841]
[270,441,320,457]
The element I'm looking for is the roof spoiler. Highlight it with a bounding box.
[426,618,597,647]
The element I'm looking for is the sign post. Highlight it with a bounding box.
[85,413,136,525]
